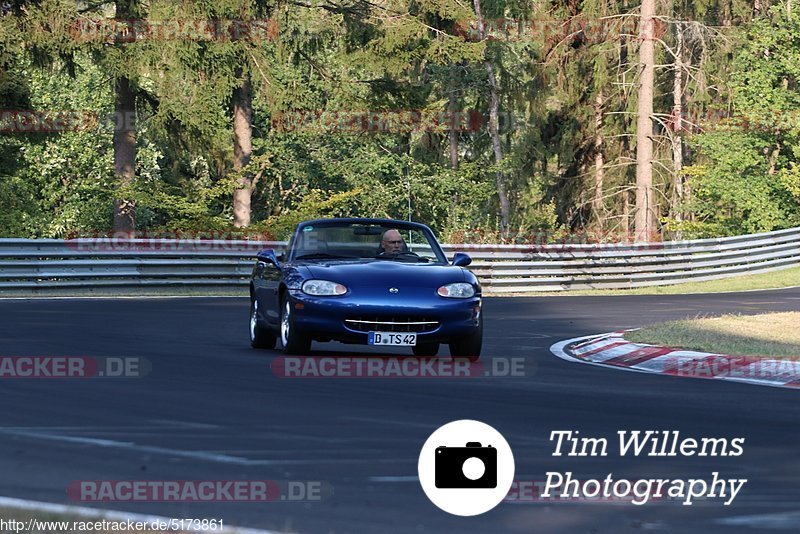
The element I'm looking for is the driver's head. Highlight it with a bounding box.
[381,229,403,254]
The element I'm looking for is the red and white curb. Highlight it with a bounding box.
[550,331,800,390]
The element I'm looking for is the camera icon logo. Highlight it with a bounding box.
[435,442,497,488]
[418,420,515,516]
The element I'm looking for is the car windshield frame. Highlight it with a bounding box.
[287,220,449,264]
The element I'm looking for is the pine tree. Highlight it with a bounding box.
[635,0,657,241]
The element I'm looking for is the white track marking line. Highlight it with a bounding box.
[0,495,283,534]
[148,419,221,429]
[0,428,407,466]
[0,428,259,465]
[715,510,800,529]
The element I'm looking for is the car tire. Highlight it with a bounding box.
[280,296,312,355]
[412,342,439,357]
[250,298,277,349]
[449,315,482,361]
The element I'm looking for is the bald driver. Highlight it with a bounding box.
[380,229,404,255]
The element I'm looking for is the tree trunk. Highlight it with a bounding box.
[619,0,631,242]
[473,0,510,233]
[232,70,254,228]
[622,188,630,241]
[685,179,693,222]
[112,0,137,233]
[768,142,781,175]
[635,0,657,242]
[593,88,605,232]
[754,0,770,17]
[768,77,789,176]
[672,22,684,239]
[113,77,136,232]
[448,65,459,170]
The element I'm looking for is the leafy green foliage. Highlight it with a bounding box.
[0,0,798,242]
[676,5,800,237]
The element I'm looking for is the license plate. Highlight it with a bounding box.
[368,332,417,346]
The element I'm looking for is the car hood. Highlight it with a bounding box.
[303,260,465,288]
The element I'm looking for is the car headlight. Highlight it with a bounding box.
[302,279,348,296]
[437,282,475,298]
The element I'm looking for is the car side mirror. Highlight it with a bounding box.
[257,249,281,268]
[452,252,472,267]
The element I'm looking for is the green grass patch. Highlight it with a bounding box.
[625,312,800,358]
[494,264,800,297]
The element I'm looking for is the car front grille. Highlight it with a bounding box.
[345,316,440,333]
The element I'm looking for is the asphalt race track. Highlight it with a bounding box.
[1,289,799,533]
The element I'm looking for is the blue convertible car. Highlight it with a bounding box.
[249,218,482,358]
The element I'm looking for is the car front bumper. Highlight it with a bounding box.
[286,288,481,344]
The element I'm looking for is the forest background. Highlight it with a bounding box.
[1,0,799,243]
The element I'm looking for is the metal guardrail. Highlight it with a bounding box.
[464,226,800,293]
[0,226,798,293]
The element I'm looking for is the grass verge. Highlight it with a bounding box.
[493,264,800,297]
[624,311,800,358]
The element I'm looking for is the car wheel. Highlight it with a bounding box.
[412,342,439,357]
[280,296,311,355]
[449,315,482,361]
[250,298,277,349]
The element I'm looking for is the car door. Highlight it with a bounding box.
[253,255,282,328]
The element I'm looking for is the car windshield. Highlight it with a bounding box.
[290,222,447,263]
